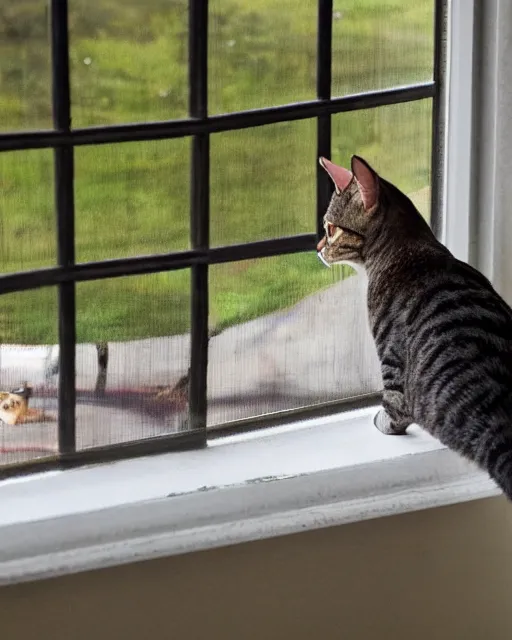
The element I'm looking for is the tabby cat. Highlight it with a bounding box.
[317,154,512,499]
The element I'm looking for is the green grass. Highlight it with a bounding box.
[0,0,434,344]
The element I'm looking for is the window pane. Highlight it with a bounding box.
[0,287,58,467]
[0,150,55,272]
[332,99,432,221]
[75,138,190,263]
[75,271,190,449]
[208,100,432,427]
[210,120,316,246]
[69,0,188,126]
[0,2,52,131]
[208,254,381,427]
[332,0,434,97]
[209,0,317,114]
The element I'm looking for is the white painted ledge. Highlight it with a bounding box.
[0,406,500,586]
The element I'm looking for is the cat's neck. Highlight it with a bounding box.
[367,194,442,252]
[363,207,448,281]
[343,259,366,276]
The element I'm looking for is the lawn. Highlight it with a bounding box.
[0,0,434,344]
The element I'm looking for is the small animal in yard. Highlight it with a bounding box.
[152,368,189,413]
[317,154,512,500]
[0,383,55,425]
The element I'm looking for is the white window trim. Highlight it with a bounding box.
[0,0,505,587]
[472,0,512,306]
[0,407,499,587]
[443,0,475,263]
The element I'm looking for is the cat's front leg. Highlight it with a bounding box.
[374,389,411,436]
[373,350,413,435]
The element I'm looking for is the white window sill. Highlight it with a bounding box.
[0,405,500,586]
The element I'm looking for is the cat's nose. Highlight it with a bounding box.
[317,236,327,251]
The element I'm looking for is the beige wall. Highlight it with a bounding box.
[2,497,512,640]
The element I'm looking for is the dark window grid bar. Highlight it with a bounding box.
[209,391,382,439]
[0,428,205,482]
[0,235,316,295]
[0,83,435,153]
[188,0,209,436]
[316,0,334,238]
[430,0,448,239]
[51,0,76,454]
[0,391,380,482]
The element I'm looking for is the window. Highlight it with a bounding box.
[0,0,445,478]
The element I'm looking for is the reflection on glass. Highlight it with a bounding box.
[0,150,55,272]
[0,2,52,130]
[75,138,190,263]
[69,0,188,126]
[0,287,58,467]
[332,99,432,220]
[75,271,190,449]
[209,0,316,113]
[210,120,316,246]
[332,0,434,97]
[208,253,382,427]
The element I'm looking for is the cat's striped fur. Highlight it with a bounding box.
[318,155,512,499]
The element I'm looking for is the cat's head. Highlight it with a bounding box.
[317,154,437,269]
[317,155,381,268]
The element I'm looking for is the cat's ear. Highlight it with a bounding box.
[319,157,353,194]
[351,155,379,212]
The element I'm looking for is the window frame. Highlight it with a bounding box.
[0,0,445,479]
[1,0,505,587]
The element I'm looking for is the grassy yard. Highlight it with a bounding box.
[0,0,433,344]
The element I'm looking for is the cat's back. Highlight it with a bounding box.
[405,248,512,347]
[399,246,512,430]
[368,239,512,407]
[370,239,512,336]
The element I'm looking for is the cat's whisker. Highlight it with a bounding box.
[317,250,331,268]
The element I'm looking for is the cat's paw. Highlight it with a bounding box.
[373,409,408,436]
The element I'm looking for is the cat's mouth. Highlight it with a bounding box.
[316,222,342,268]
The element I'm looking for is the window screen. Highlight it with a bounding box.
[0,0,445,477]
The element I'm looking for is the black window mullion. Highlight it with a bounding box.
[51,0,76,454]
[316,0,334,238]
[0,234,316,295]
[0,82,435,153]
[188,0,209,435]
